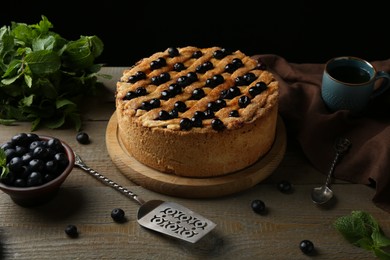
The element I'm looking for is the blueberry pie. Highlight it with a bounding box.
[116,46,279,177]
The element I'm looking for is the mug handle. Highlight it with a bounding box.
[371,71,390,99]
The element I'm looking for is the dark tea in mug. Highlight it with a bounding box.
[328,66,371,84]
[322,56,390,113]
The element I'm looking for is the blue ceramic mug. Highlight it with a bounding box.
[321,56,390,113]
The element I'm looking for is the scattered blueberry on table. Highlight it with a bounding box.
[76,132,90,144]
[111,208,126,222]
[277,180,293,193]
[65,224,78,238]
[251,199,267,214]
[299,239,315,255]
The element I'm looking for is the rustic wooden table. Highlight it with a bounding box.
[0,67,389,260]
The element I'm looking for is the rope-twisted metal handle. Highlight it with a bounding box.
[74,153,145,205]
[324,137,352,187]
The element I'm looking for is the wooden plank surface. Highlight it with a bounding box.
[0,67,389,259]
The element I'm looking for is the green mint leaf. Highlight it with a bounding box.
[35,78,57,99]
[334,211,390,260]
[0,148,9,179]
[56,98,76,109]
[68,112,81,131]
[1,105,23,120]
[0,27,15,63]
[372,230,390,248]
[373,248,390,260]
[88,36,104,58]
[24,74,32,87]
[21,95,34,106]
[43,114,65,129]
[1,59,22,79]
[24,49,61,75]
[98,72,113,79]
[11,23,36,45]
[1,74,21,85]
[355,237,374,251]
[334,214,365,244]
[30,15,53,34]
[0,149,7,165]
[59,99,81,131]
[32,35,56,51]
[0,118,16,126]
[353,210,380,231]
[31,117,41,131]
[62,36,103,69]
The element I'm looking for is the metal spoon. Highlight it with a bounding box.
[311,137,351,204]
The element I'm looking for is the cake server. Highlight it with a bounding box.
[74,153,216,243]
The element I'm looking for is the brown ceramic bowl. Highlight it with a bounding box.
[0,135,75,207]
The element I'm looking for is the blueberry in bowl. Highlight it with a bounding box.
[0,133,75,207]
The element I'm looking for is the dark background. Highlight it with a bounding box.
[1,1,389,67]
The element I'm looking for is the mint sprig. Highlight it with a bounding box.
[0,15,111,131]
[0,148,9,179]
[334,210,390,259]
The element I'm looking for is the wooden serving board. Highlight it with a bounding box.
[105,112,287,198]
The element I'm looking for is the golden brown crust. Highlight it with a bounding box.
[116,46,279,177]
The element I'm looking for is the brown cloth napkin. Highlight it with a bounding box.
[252,54,390,213]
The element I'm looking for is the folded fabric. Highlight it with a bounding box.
[252,54,390,213]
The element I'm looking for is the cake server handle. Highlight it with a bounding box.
[73,152,145,205]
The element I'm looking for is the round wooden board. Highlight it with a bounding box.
[105,112,287,199]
